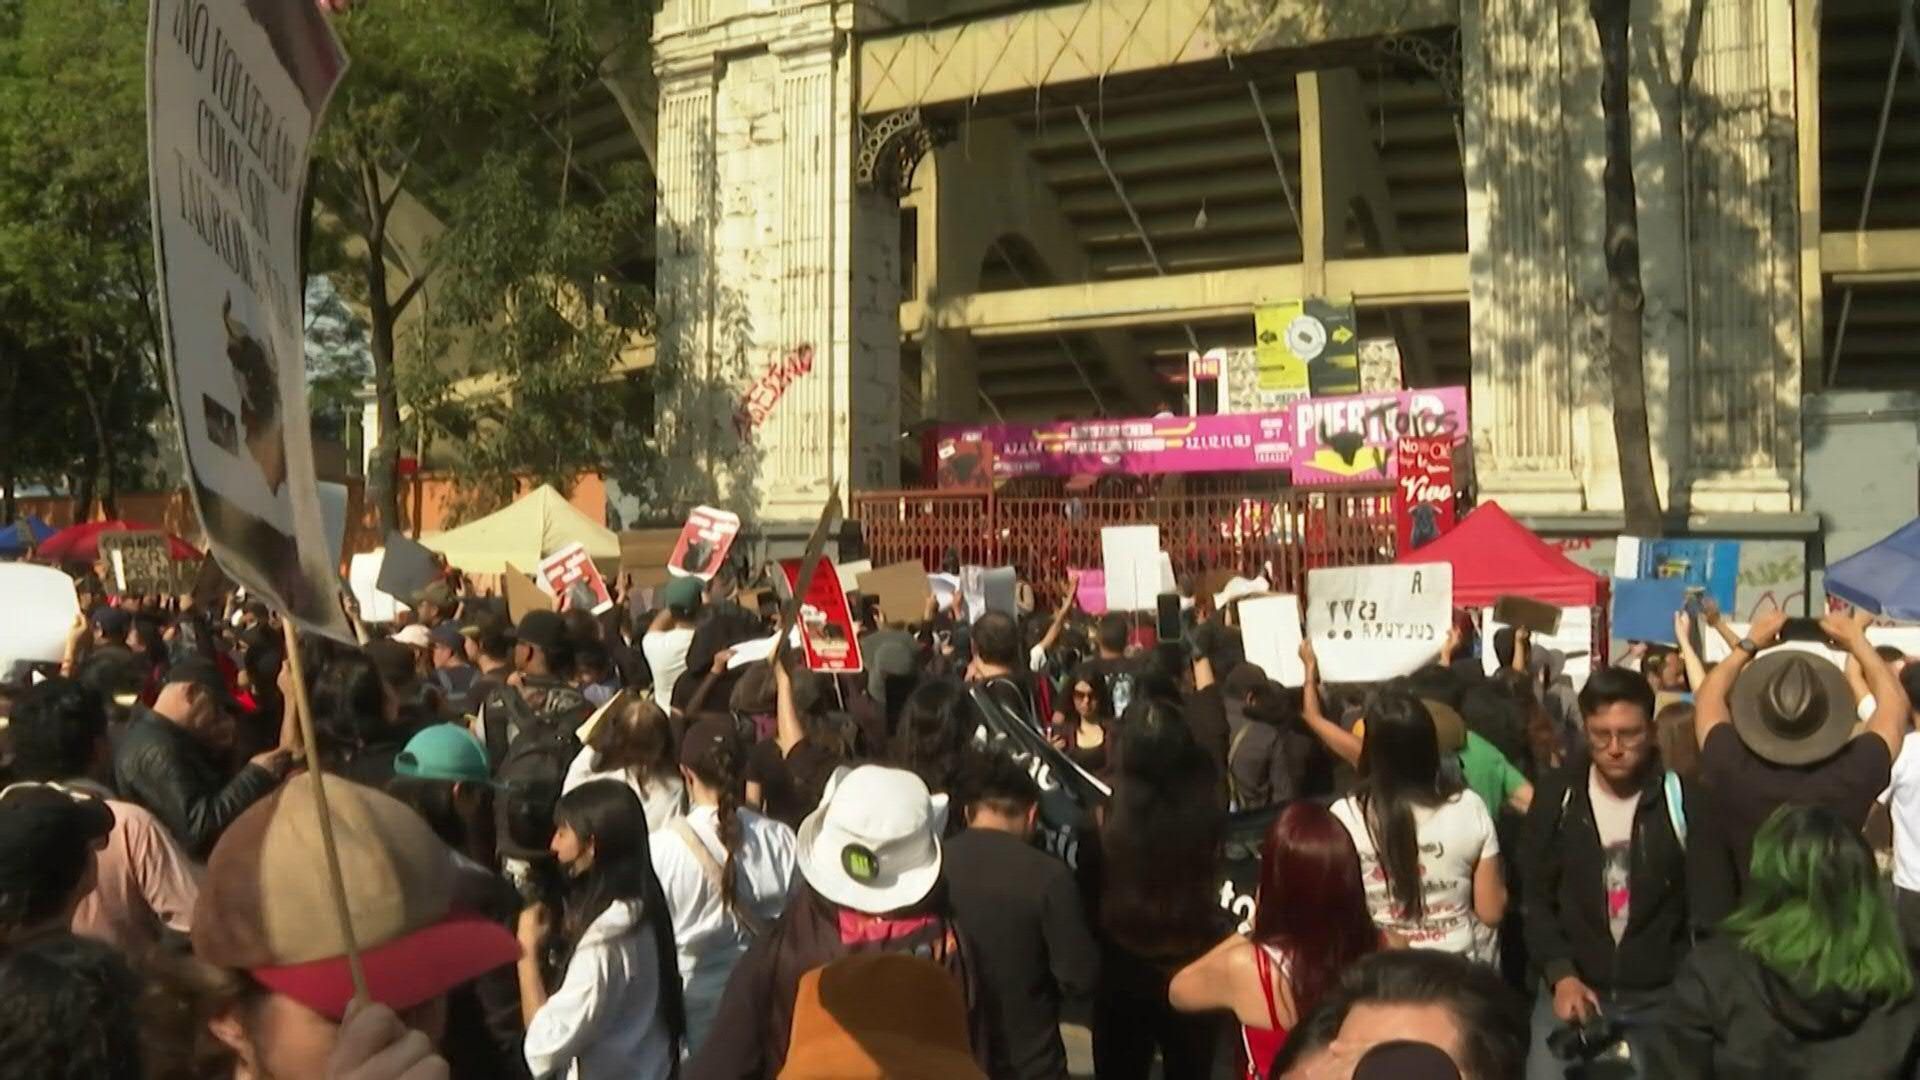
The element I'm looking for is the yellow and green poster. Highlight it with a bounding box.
[1255,298,1358,398]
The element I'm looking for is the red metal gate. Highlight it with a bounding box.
[853,478,1397,604]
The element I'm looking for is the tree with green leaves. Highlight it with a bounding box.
[0,0,169,520]
[311,0,656,530]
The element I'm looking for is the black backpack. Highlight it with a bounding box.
[486,680,592,859]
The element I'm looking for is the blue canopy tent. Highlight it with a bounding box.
[1826,518,1920,621]
[0,514,54,558]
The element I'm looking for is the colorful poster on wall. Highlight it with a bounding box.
[1356,338,1404,394]
[935,435,995,488]
[1254,303,1311,395]
[1394,436,1457,554]
[779,556,863,673]
[1222,346,1304,415]
[1292,387,1469,486]
[147,0,353,641]
[935,412,1294,480]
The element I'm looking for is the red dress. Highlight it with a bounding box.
[1242,943,1290,1079]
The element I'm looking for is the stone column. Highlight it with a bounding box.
[653,0,905,528]
[1461,0,1586,512]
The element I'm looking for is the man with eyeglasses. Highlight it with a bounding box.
[1518,667,1693,1079]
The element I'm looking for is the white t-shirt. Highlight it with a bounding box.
[564,748,687,833]
[1588,768,1640,943]
[642,627,696,706]
[524,899,675,1080]
[1331,790,1500,957]
[1881,732,1920,891]
[650,804,799,1052]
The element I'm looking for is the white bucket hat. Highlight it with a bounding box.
[797,765,948,914]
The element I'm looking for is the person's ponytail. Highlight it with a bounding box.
[702,737,750,924]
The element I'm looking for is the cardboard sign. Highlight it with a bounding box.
[618,529,681,589]
[779,556,864,673]
[99,531,174,595]
[983,566,1019,617]
[1493,595,1563,636]
[1239,594,1306,687]
[857,561,933,625]
[0,564,81,671]
[503,562,554,623]
[1101,525,1175,612]
[1305,563,1453,682]
[835,560,872,595]
[1484,605,1595,689]
[1394,436,1456,554]
[668,506,741,581]
[1611,577,1690,646]
[376,532,442,603]
[318,481,349,570]
[575,689,627,746]
[538,542,614,615]
[148,0,352,641]
[347,551,409,624]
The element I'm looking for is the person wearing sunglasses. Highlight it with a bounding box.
[1051,668,1115,779]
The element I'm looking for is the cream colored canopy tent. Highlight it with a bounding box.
[419,485,619,574]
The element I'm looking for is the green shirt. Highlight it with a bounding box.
[1459,730,1527,815]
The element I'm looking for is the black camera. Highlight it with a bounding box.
[1546,1014,1633,1079]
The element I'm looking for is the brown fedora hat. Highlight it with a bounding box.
[1729,651,1857,766]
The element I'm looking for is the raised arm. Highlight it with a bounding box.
[1673,611,1708,693]
[1299,642,1362,767]
[1694,611,1788,749]
[1827,610,1910,759]
[773,656,804,754]
[1035,571,1082,656]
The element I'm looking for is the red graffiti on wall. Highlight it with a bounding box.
[733,345,815,437]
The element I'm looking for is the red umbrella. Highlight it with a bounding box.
[37,520,203,563]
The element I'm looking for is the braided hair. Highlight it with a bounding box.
[684,730,752,924]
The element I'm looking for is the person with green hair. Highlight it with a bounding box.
[1651,803,1920,1076]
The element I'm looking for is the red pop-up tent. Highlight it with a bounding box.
[1397,502,1604,608]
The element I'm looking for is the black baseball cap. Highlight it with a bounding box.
[164,657,236,709]
[90,607,132,637]
[429,622,466,653]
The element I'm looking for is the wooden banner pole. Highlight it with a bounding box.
[280,618,368,1000]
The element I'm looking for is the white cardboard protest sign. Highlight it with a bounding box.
[148,0,352,641]
[1102,525,1175,612]
[1239,594,1306,687]
[0,564,81,673]
[835,560,872,594]
[347,551,409,624]
[1483,606,1595,690]
[1306,563,1453,682]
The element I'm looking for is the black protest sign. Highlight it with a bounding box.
[1492,595,1563,636]
[376,532,442,602]
[99,531,174,595]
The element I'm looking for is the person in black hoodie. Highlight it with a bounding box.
[1521,667,1691,1078]
[1649,804,1920,1078]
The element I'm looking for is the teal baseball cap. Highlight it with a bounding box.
[393,724,496,786]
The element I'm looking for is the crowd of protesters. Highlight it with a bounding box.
[3,551,1920,1080]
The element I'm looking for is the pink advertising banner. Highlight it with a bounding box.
[937,412,1295,481]
[1290,387,1469,486]
[933,386,1467,486]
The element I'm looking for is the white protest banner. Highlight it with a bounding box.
[346,551,409,624]
[1102,525,1167,612]
[1239,594,1306,687]
[538,542,615,615]
[1484,606,1595,689]
[959,566,989,625]
[149,0,352,641]
[1306,563,1453,682]
[0,564,81,672]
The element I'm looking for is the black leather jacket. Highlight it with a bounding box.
[111,709,278,859]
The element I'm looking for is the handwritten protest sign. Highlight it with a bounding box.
[539,542,614,615]
[100,531,175,595]
[1102,525,1175,612]
[1239,594,1306,687]
[1306,564,1453,682]
[148,0,351,640]
[779,556,863,673]
[668,506,741,581]
[0,564,81,673]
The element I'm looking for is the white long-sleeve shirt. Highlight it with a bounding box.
[524,899,675,1080]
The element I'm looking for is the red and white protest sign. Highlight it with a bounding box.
[1394,436,1456,554]
[779,555,864,674]
[668,506,741,581]
[538,542,614,615]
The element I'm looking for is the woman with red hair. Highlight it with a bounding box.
[1169,802,1387,1079]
